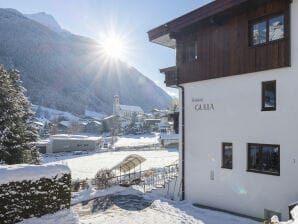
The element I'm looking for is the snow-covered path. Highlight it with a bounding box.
[72,188,258,224]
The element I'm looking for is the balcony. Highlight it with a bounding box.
[160,66,177,87]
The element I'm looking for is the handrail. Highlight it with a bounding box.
[72,162,179,193]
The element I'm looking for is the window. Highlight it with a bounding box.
[247,143,280,175]
[252,20,267,45]
[222,143,233,169]
[262,80,276,111]
[183,41,197,63]
[250,15,284,46]
[269,15,284,41]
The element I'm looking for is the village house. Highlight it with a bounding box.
[43,134,101,153]
[148,0,296,221]
[84,120,103,135]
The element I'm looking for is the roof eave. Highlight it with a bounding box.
[147,0,250,48]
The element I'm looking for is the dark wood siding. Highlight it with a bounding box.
[176,0,291,84]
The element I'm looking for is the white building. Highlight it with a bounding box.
[149,0,297,221]
[158,115,171,134]
[38,134,101,154]
[113,95,144,118]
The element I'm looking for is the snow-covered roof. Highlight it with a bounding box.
[35,139,50,145]
[33,121,44,126]
[104,115,117,120]
[59,120,71,127]
[85,110,106,120]
[160,133,179,140]
[34,117,50,124]
[119,104,143,113]
[144,119,160,121]
[0,163,70,185]
[111,154,146,173]
[89,120,102,125]
[50,134,101,141]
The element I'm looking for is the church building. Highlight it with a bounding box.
[112,95,144,118]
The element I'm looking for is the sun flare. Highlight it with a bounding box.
[99,32,128,60]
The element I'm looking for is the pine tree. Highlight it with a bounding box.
[0,66,40,164]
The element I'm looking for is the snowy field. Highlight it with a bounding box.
[21,187,260,224]
[114,134,159,148]
[43,150,178,179]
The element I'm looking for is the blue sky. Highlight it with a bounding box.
[0,0,211,97]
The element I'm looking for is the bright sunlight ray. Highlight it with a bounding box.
[98,30,129,61]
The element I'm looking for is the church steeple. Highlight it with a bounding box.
[113,95,120,115]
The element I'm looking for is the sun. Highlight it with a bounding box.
[99,31,128,60]
[102,37,124,59]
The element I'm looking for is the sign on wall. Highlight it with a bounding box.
[192,98,215,111]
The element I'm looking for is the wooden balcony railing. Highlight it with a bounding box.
[160,66,177,87]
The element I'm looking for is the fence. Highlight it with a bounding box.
[114,143,164,151]
[72,162,179,192]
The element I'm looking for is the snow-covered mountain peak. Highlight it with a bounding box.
[25,12,62,32]
[0,8,25,19]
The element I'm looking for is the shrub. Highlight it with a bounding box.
[0,174,71,224]
[0,164,71,223]
[71,179,81,192]
[94,168,115,189]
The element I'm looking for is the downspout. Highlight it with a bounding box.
[177,69,185,201]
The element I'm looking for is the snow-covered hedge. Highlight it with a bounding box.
[0,163,71,224]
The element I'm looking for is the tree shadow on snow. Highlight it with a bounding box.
[91,194,152,213]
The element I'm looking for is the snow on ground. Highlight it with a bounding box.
[72,186,259,224]
[43,150,178,180]
[72,186,128,205]
[19,209,79,224]
[114,134,159,148]
[21,186,258,224]
[31,104,80,122]
[0,163,70,185]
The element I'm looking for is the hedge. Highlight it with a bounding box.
[0,166,71,224]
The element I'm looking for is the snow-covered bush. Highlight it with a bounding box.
[71,179,81,192]
[94,168,115,189]
[0,163,71,224]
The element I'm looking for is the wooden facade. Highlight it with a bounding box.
[151,0,291,85]
[159,66,177,87]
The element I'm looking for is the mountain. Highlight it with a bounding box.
[0,8,172,115]
[25,12,62,32]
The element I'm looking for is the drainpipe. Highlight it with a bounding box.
[177,68,185,201]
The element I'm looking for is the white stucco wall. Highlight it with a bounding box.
[180,1,298,220]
